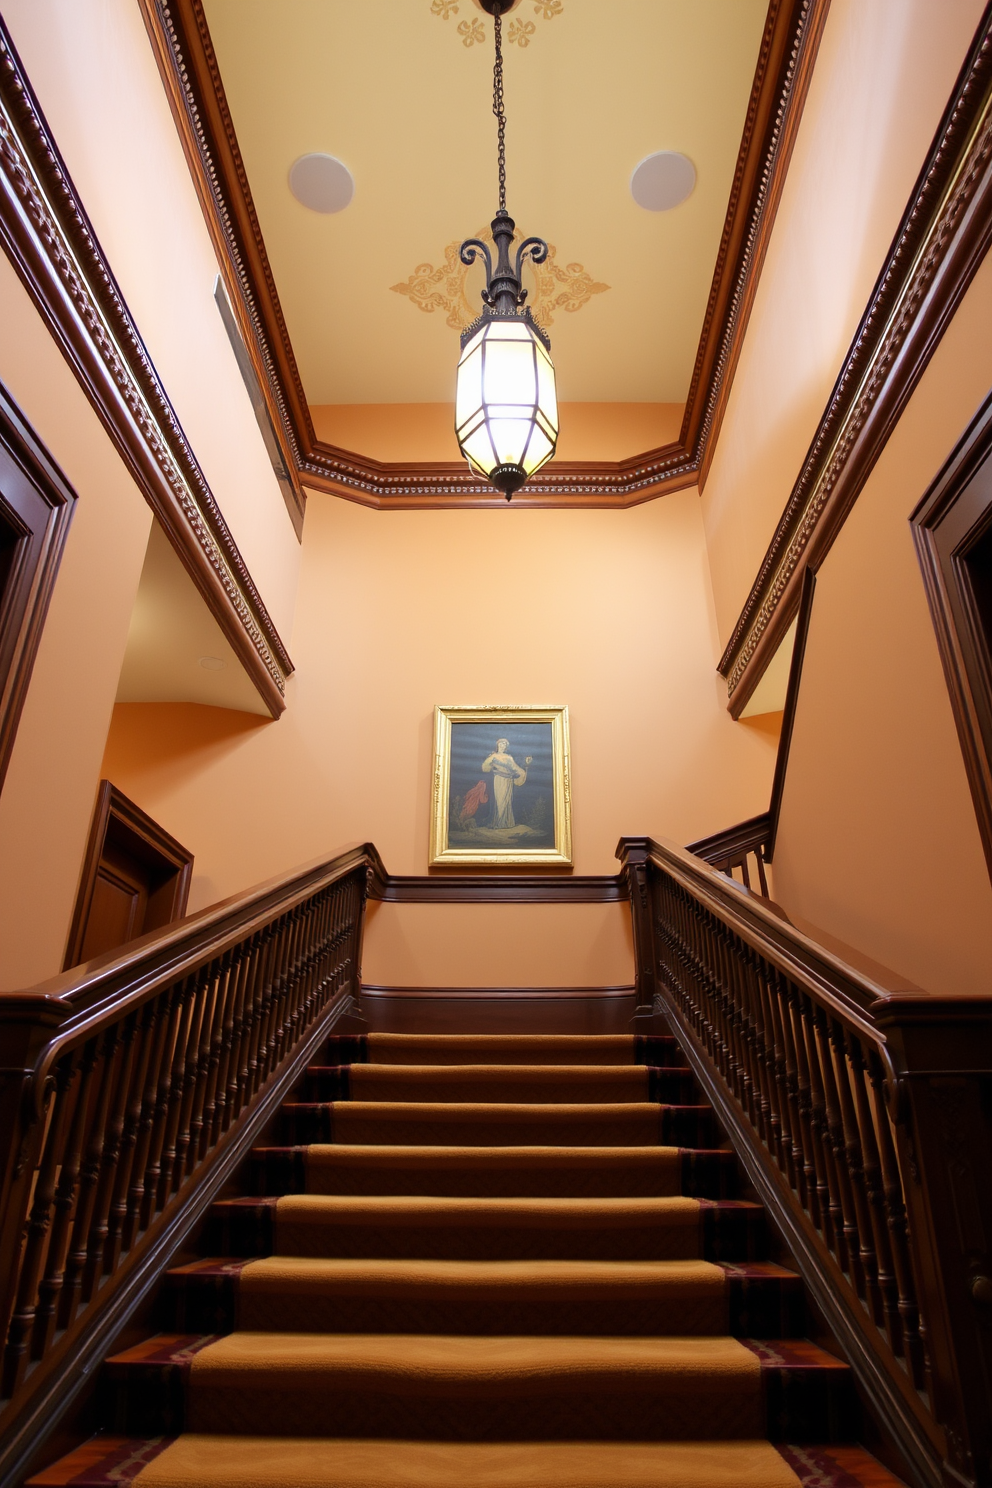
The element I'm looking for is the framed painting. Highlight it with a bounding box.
[430,705,572,867]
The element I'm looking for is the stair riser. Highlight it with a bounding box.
[245,1147,737,1199]
[300,1069,699,1104]
[321,1036,684,1068]
[165,1279,803,1338]
[275,1105,722,1147]
[100,1364,854,1442]
[203,1205,765,1263]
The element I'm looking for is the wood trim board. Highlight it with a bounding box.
[137,0,830,510]
[0,19,293,717]
[911,387,992,881]
[765,564,816,860]
[63,781,195,971]
[719,3,992,714]
[0,379,76,797]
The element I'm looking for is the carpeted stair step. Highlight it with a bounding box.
[276,1100,721,1146]
[164,1256,804,1337]
[322,1033,682,1067]
[100,1332,855,1442]
[26,1434,910,1487]
[246,1144,738,1198]
[203,1194,765,1262]
[300,1064,698,1104]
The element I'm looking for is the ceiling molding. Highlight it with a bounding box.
[719,4,992,716]
[138,0,830,511]
[0,20,292,717]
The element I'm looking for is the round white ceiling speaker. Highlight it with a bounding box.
[288,153,355,214]
[199,656,226,671]
[630,152,696,212]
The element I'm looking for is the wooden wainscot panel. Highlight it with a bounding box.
[64,783,194,969]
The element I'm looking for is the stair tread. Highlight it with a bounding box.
[107,1331,845,1376]
[169,1256,797,1285]
[26,1435,909,1487]
[213,1193,755,1217]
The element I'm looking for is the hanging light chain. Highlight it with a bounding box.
[492,3,507,212]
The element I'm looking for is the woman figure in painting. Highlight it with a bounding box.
[482,738,532,830]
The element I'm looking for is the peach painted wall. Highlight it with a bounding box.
[771,252,992,998]
[0,257,152,991]
[699,0,987,649]
[100,489,779,986]
[311,403,685,465]
[2,0,302,638]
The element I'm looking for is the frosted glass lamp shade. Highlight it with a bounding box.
[455,316,558,497]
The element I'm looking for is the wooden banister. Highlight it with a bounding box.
[686,811,771,895]
[617,833,992,1488]
[0,842,376,1480]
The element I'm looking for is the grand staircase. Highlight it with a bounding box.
[30,1027,909,1488]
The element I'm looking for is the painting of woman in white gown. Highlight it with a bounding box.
[446,721,555,848]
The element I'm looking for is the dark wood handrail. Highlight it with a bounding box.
[618,833,992,1488]
[0,841,377,1480]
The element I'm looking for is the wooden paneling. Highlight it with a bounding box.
[719,6,992,715]
[0,20,293,717]
[360,985,638,1035]
[0,381,76,795]
[137,0,830,510]
[64,783,194,970]
[911,387,992,880]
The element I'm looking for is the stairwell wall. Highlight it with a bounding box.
[99,490,780,988]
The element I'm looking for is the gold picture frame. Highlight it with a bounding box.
[430,705,572,867]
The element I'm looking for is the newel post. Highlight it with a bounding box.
[616,837,658,1013]
[875,996,992,1488]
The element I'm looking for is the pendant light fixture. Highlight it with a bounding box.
[455,1,559,500]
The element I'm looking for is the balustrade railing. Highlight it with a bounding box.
[619,834,992,1488]
[0,844,374,1469]
[687,811,771,895]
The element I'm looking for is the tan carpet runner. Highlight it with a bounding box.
[30,1029,907,1488]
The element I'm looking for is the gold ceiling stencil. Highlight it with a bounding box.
[391,225,609,332]
[431,0,564,48]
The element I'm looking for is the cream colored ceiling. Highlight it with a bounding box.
[202,0,767,405]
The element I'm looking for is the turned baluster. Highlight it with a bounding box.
[846,1034,899,1339]
[3,1055,76,1396]
[58,1027,121,1328]
[155,977,199,1211]
[81,1012,140,1302]
[104,999,159,1275]
[171,967,213,1190]
[866,1049,925,1384]
[199,951,235,1157]
[126,986,178,1245]
[32,1040,97,1358]
[810,1007,858,1280]
[141,984,188,1230]
[769,971,805,1196]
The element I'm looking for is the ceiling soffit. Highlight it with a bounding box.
[138,0,831,509]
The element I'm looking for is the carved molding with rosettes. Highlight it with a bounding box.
[0,19,293,716]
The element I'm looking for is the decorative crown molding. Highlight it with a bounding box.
[0,20,293,715]
[137,0,830,510]
[718,6,992,714]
